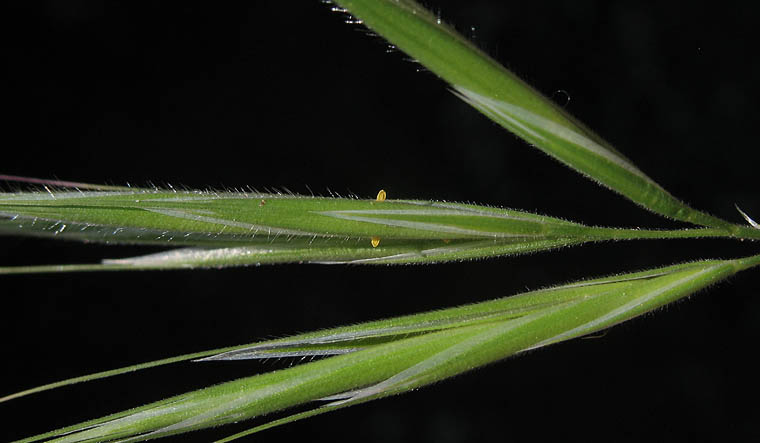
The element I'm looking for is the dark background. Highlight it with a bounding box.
[3,1,760,441]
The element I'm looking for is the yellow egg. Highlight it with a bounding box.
[376,189,386,201]
[371,236,381,248]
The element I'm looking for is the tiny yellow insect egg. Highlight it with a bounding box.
[371,236,381,248]
[376,189,386,202]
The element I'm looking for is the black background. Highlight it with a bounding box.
[3,1,760,442]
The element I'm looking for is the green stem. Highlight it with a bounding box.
[590,226,753,241]
[734,252,760,271]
